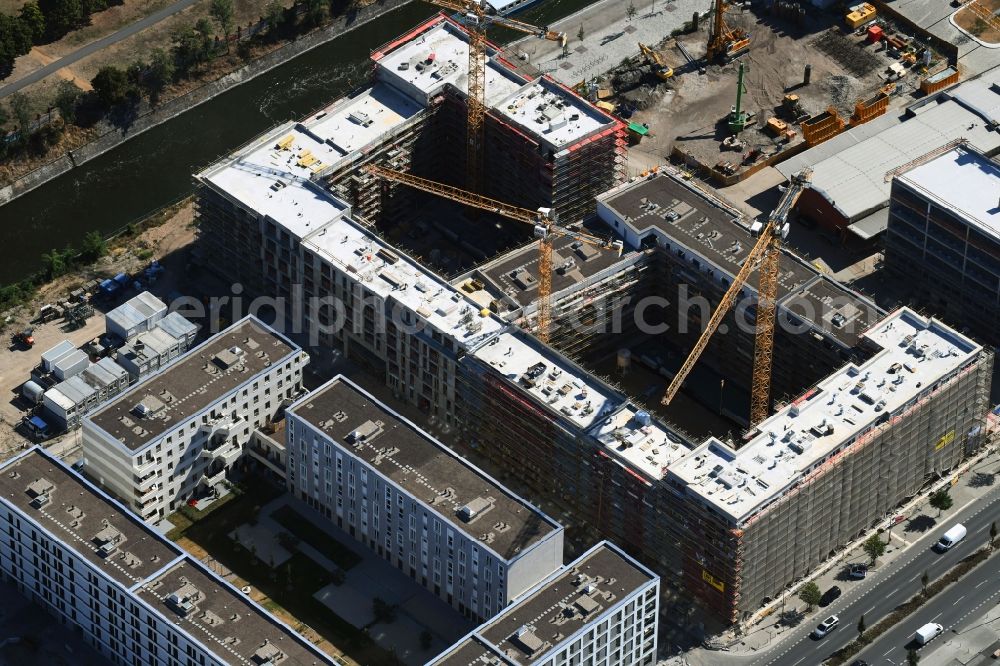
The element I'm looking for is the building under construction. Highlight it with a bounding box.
[192,16,995,628]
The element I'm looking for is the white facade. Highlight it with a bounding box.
[0,447,331,666]
[430,542,660,666]
[285,376,564,623]
[82,317,308,521]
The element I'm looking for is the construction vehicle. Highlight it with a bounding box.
[661,168,812,425]
[11,328,34,349]
[420,0,566,194]
[707,0,751,62]
[365,164,622,343]
[728,62,750,134]
[638,42,673,80]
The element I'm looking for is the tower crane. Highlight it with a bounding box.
[420,0,566,194]
[364,164,622,344]
[661,168,812,426]
[707,0,751,62]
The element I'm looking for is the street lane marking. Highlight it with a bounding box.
[977,580,988,588]
[932,612,943,621]
[864,605,876,614]
[883,648,894,656]
[791,657,806,666]
[955,595,966,606]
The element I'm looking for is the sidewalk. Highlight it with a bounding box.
[665,440,1000,666]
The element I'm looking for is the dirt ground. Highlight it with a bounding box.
[0,199,197,462]
[624,8,911,176]
[954,0,1000,44]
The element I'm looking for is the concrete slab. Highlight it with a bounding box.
[228,523,292,569]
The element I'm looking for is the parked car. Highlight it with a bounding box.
[850,661,869,666]
[819,586,842,607]
[849,563,868,579]
[812,615,839,639]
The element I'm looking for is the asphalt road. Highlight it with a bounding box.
[0,0,200,99]
[751,481,1000,666]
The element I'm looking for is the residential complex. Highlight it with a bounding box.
[884,145,1000,345]
[430,542,659,666]
[285,375,564,623]
[0,447,332,666]
[81,317,308,521]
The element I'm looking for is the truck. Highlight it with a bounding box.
[935,523,967,552]
[914,622,944,646]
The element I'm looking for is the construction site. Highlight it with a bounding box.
[188,0,997,648]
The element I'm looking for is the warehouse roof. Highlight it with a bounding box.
[303,217,505,349]
[289,376,561,561]
[138,558,330,666]
[670,308,982,524]
[198,123,348,240]
[88,318,299,452]
[471,330,620,430]
[777,68,1000,222]
[0,448,182,587]
[897,146,1000,240]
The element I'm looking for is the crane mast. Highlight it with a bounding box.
[661,169,812,426]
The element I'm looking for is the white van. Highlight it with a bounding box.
[914,622,944,645]
[935,524,967,552]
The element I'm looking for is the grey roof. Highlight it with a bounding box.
[41,340,75,369]
[137,559,332,666]
[53,349,90,377]
[155,311,198,341]
[289,376,560,561]
[88,318,298,452]
[83,357,129,389]
[848,207,890,240]
[777,68,1000,222]
[106,291,167,335]
[53,375,97,405]
[0,448,182,587]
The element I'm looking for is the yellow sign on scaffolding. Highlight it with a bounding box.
[702,569,725,592]
[935,430,955,451]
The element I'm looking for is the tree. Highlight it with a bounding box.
[626,0,637,20]
[19,2,46,42]
[40,247,69,279]
[52,80,81,123]
[143,48,174,106]
[929,489,953,516]
[797,581,821,611]
[209,0,234,45]
[372,597,397,624]
[921,570,929,596]
[857,614,866,639]
[907,648,920,665]
[38,0,84,39]
[91,65,136,107]
[863,533,886,565]
[990,521,997,551]
[79,230,106,262]
[264,0,285,36]
[9,91,32,132]
[303,0,327,27]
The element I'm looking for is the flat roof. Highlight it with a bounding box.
[88,318,298,452]
[431,635,505,666]
[589,404,695,481]
[304,82,423,155]
[302,217,505,349]
[471,330,620,430]
[289,376,559,560]
[898,146,1000,241]
[106,291,166,333]
[669,308,982,524]
[199,123,348,240]
[0,448,181,588]
[779,274,880,349]
[600,172,877,347]
[376,17,526,107]
[137,558,330,666]
[477,543,656,664]
[476,233,631,308]
[492,77,615,151]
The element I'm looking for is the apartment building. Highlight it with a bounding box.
[285,375,564,623]
[82,317,308,521]
[884,145,1000,345]
[430,542,659,666]
[0,447,332,666]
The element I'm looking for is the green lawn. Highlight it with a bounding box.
[272,505,362,571]
[167,477,394,665]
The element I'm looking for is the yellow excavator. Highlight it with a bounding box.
[638,42,674,80]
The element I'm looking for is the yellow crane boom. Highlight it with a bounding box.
[364,164,620,343]
[661,169,811,425]
[421,0,566,194]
